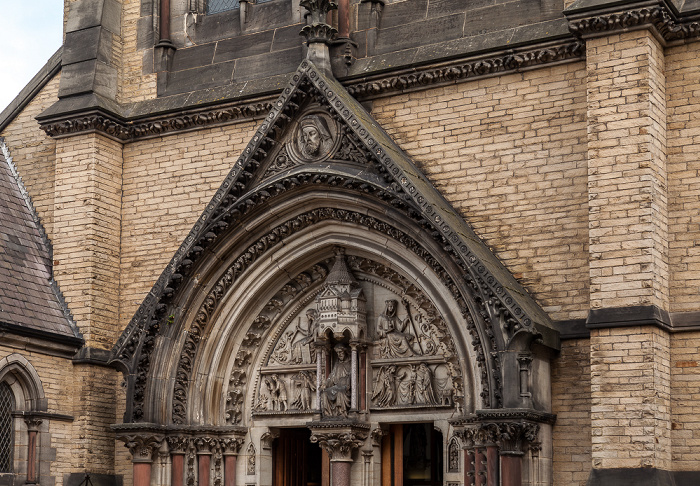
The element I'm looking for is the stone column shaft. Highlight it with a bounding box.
[171,453,185,486]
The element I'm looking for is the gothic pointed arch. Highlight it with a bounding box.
[110,58,560,483]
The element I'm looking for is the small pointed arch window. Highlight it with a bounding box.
[0,381,14,472]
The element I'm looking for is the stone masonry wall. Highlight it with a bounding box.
[0,74,61,240]
[53,134,123,349]
[120,122,259,327]
[551,339,592,485]
[118,0,157,103]
[666,41,700,469]
[371,62,590,322]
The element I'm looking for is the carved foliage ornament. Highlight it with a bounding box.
[567,5,700,41]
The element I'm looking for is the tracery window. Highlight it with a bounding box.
[0,382,14,473]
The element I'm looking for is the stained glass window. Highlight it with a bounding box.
[208,0,240,14]
[0,382,14,473]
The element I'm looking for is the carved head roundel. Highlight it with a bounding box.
[288,111,340,163]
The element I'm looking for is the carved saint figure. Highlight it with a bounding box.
[414,363,437,405]
[377,299,422,358]
[397,365,417,406]
[246,443,256,476]
[320,344,351,417]
[291,309,318,364]
[371,365,397,408]
[297,115,334,159]
[291,370,317,411]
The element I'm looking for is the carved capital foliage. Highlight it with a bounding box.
[116,434,165,462]
[23,418,43,431]
[220,437,245,455]
[309,422,369,461]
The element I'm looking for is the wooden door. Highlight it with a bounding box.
[272,429,323,486]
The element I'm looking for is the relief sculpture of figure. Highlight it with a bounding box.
[397,365,416,406]
[414,363,437,405]
[320,344,351,417]
[371,365,397,407]
[298,115,334,159]
[291,370,316,411]
[291,309,318,364]
[377,299,422,358]
[265,374,288,412]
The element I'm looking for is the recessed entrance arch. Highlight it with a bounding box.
[111,53,559,486]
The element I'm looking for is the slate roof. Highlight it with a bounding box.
[0,139,81,342]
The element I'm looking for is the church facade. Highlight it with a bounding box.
[1,0,700,486]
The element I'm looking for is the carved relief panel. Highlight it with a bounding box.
[237,248,464,422]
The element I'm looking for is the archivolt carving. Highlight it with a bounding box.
[115,60,552,424]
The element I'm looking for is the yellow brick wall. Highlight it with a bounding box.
[0,347,120,485]
[666,41,700,469]
[0,74,60,241]
[118,0,157,103]
[666,43,700,314]
[371,62,590,322]
[120,122,259,327]
[585,31,669,311]
[551,339,591,485]
[590,326,671,470]
[53,134,123,349]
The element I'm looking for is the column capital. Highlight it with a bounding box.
[117,434,165,463]
[308,422,370,461]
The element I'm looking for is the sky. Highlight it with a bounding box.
[0,1,64,112]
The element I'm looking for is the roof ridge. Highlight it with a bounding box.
[0,139,82,341]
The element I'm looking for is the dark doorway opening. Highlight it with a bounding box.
[272,428,323,486]
[382,423,443,486]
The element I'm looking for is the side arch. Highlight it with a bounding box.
[0,354,47,412]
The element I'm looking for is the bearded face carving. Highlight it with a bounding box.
[293,113,337,161]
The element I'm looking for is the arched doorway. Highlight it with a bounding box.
[111,57,559,486]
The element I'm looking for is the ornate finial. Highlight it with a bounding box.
[300,0,338,45]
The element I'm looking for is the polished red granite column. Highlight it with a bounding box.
[486,445,499,486]
[171,453,185,486]
[24,418,42,484]
[224,455,236,486]
[500,453,523,486]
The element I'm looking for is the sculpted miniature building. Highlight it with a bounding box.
[2,0,700,486]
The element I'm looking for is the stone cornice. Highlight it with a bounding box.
[37,38,584,142]
[565,0,700,43]
[38,99,274,143]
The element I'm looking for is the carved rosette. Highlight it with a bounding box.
[309,423,370,462]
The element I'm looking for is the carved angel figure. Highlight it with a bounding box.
[377,300,422,359]
[371,365,397,407]
[320,344,351,417]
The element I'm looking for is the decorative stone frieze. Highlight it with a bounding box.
[308,422,370,461]
[566,1,700,43]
